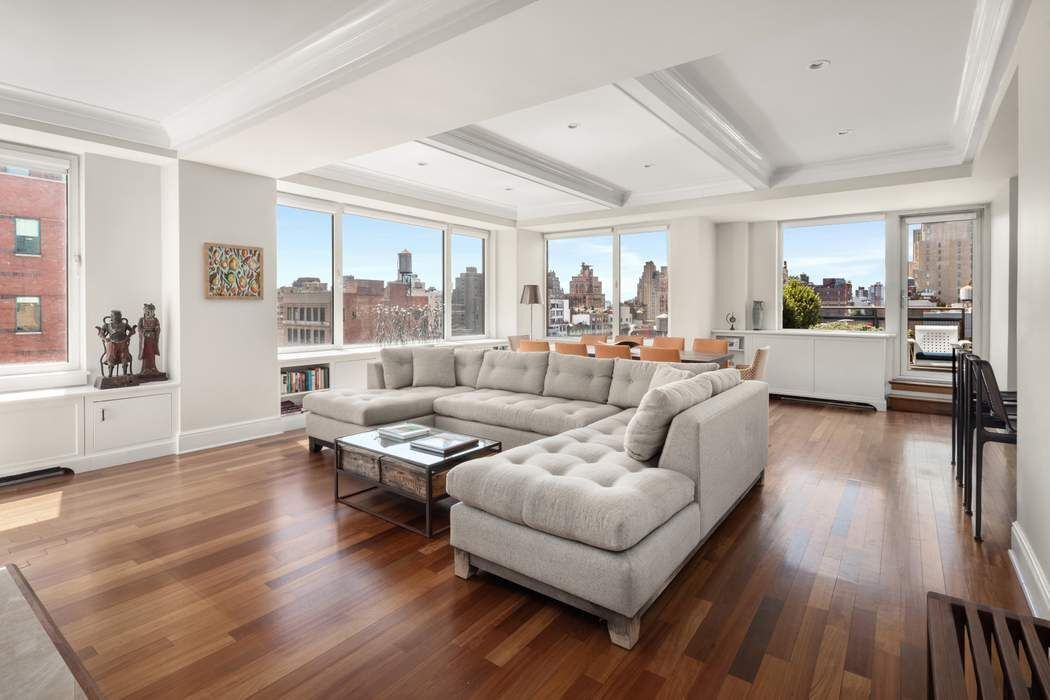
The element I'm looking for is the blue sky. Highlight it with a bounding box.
[276,206,484,289]
[782,219,885,289]
[547,230,668,302]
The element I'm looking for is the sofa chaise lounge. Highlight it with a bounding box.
[304,347,768,648]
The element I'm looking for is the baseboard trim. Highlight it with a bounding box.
[177,416,283,454]
[67,440,177,473]
[1010,521,1050,619]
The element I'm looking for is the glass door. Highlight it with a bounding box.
[900,211,979,377]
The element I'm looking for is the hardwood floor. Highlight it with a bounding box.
[0,401,1025,698]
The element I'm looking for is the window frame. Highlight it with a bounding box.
[0,141,81,386]
[275,193,492,354]
[542,223,670,339]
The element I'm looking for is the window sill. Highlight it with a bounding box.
[278,337,507,365]
[0,369,90,396]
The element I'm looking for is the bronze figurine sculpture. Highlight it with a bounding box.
[94,310,139,388]
[136,303,167,382]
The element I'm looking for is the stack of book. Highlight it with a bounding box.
[376,423,431,441]
[411,432,479,456]
[280,400,300,416]
[281,366,329,395]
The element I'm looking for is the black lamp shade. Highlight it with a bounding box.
[520,284,540,305]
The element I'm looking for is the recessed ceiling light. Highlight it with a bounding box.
[836,128,854,136]
[417,161,428,166]
[504,187,514,191]
[642,163,655,168]
[567,122,581,129]
[808,58,831,70]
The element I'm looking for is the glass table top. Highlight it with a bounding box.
[336,429,500,469]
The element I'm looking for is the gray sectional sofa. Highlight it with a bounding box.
[304,346,768,649]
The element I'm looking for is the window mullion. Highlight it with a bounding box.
[333,210,344,348]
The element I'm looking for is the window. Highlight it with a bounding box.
[343,212,444,345]
[15,296,41,332]
[14,217,40,255]
[1,143,76,375]
[274,197,490,351]
[276,204,333,348]
[545,227,669,339]
[619,230,669,337]
[781,217,886,331]
[450,232,485,336]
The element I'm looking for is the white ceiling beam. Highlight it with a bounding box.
[615,69,772,191]
[420,125,629,208]
[952,0,1029,162]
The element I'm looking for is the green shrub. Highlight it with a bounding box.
[782,279,822,328]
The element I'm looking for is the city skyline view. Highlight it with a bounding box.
[782,219,885,290]
[545,231,668,307]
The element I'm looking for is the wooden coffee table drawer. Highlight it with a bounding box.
[344,449,381,480]
[380,459,447,499]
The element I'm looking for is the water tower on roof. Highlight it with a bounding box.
[397,249,413,285]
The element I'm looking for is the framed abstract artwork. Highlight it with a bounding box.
[204,243,264,299]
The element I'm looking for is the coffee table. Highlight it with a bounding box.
[335,429,501,537]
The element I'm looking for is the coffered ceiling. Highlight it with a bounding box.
[0,0,1027,225]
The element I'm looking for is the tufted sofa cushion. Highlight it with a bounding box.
[303,385,471,426]
[454,348,488,387]
[542,352,615,403]
[446,409,695,551]
[476,350,548,395]
[380,347,415,389]
[607,358,719,408]
[433,389,621,436]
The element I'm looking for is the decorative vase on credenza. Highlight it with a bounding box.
[751,300,765,330]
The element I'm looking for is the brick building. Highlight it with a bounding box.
[0,167,68,365]
[812,277,853,305]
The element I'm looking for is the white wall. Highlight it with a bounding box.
[83,154,164,383]
[747,222,778,330]
[1012,0,1050,618]
[515,228,544,337]
[668,216,717,339]
[714,221,778,331]
[176,161,280,444]
[988,176,1018,390]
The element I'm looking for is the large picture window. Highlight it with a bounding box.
[545,227,668,338]
[0,143,76,376]
[275,197,489,351]
[781,218,886,331]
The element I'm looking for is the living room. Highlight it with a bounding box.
[0,1,1047,697]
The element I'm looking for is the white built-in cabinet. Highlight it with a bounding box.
[0,382,178,479]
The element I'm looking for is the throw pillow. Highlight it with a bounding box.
[412,346,456,387]
[380,347,414,389]
[454,348,488,387]
[624,374,715,461]
[647,365,693,390]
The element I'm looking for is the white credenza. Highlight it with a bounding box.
[0,381,178,479]
[714,330,895,410]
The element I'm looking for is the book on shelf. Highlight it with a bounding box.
[376,423,431,441]
[410,432,479,456]
[280,365,329,395]
[280,400,301,416]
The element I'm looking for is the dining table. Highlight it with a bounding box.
[543,341,734,366]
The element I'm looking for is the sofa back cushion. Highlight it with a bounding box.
[542,353,614,403]
[454,348,488,387]
[476,349,548,395]
[607,358,719,408]
[647,365,694,390]
[380,347,414,389]
[412,346,456,387]
[624,368,741,461]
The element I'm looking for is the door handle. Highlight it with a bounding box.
[101,408,106,422]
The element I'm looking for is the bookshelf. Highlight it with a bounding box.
[280,363,330,418]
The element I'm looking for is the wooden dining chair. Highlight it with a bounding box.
[555,342,588,356]
[693,338,731,367]
[595,344,631,359]
[518,340,550,352]
[580,334,608,347]
[639,347,680,362]
[615,335,643,346]
[652,336,685,351]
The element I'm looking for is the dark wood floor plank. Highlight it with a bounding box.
[0,401,1026,698]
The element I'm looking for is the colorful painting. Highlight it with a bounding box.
[204,243,263,299]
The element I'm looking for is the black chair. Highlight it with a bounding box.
[967,359,1017,540]
[956,353,1016,491]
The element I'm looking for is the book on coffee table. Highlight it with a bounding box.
[376,423,431,441]
[410,432,479,456]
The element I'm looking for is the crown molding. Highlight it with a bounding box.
[303,163,518,221]
[0,82,171,150]
[771,143,963,188]
[167,0,536,152]
[624,176,750,207]
[616,69,772,191]
[420,125,629,208]
[953,0,1028,161]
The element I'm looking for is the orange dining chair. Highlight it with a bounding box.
[555,342,588,356]
[518,340,550,352]
[653,336,685,351]
[595,344,631,359]
[580,334,608,347]
[615,335,644,346]
[639,347,681,362]
[692,338,731,367]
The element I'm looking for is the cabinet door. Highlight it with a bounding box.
[91,393,173,453]
[0,398,81,477]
